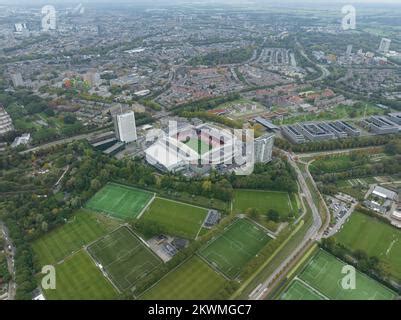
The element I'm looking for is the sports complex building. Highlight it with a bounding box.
[145,123,244,173]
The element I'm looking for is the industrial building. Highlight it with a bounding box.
[113,111,137,143]
[254,133,275,163]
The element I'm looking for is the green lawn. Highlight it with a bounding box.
[334,211,401,280]
[32,210,119,266]
[280,279,325,300]
[42,250,118,300]
[141,256,226,300]
[199,218,272,279]
[140,197,208,239]
[86,183,154,219]
[299,250,396,300]
[88,227,162,291]
[232,189,294,218]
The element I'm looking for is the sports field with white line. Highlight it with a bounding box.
[85,183,154,219]
[199,218,272,279]
[87,227,162,291]
[281,250,397,300]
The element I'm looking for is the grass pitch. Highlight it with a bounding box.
[32,210,119,266]
[232,189,294,218]
[86,183,154,219]
[87,227,162,291]
[42,250,118,300]
[184,137,211,155]
[141,256,226,300]
[280,279,325,300]
[141,197,208,239]
[334,211,401,280]
[299,250,396,300]
[199,218,272,279]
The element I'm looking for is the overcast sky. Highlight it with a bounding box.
[0,0,400,5]
[0,0,400,3]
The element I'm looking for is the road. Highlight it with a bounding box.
[295,38,330,82]
[0,221,16,300]
[296,145,384,159]
[251,151,326,300]
[20,128,112,154]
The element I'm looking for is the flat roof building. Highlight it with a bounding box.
[361,116,400,135]
[387,112,401,125]
[281,125,306,144]
[297,123,335,141]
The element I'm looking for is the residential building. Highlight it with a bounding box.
[114,111,137,143]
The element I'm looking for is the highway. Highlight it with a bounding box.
[0,221,16,300]
[250,151,326,300]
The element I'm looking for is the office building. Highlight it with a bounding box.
[114,111,137,143]
[254,133,275,163]
[379,38,391,53]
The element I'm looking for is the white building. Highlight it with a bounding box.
[11,133,31,148]
[113,111,137,143]
[372,185,398,201]
[0,106,14,136]
[254,133,275,164]
[379,38,391,53]
[10,73,24,87]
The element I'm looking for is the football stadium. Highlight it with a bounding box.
[145,123,243,172]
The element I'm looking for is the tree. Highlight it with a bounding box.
[267,209,280,223]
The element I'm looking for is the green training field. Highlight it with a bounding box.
[141,256,226,300]
[86,183,154,219]
[199,219,272,279]
[280,279,325,300]
[299,250,396,300]
[232,189,294,218]
[32,210,119,266]
[87,227,162,291]
[141,197,208,239]
[42,250,118,300]
[334,211,401,280]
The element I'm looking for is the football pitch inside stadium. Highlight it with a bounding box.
[184,137,211,155]
[87,227,162,291]
[291,250,397,300]
[199,218,272,279]
[141,197,208,239]
[85,183,154,219]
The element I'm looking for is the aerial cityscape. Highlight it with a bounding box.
[0,0,401,308]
